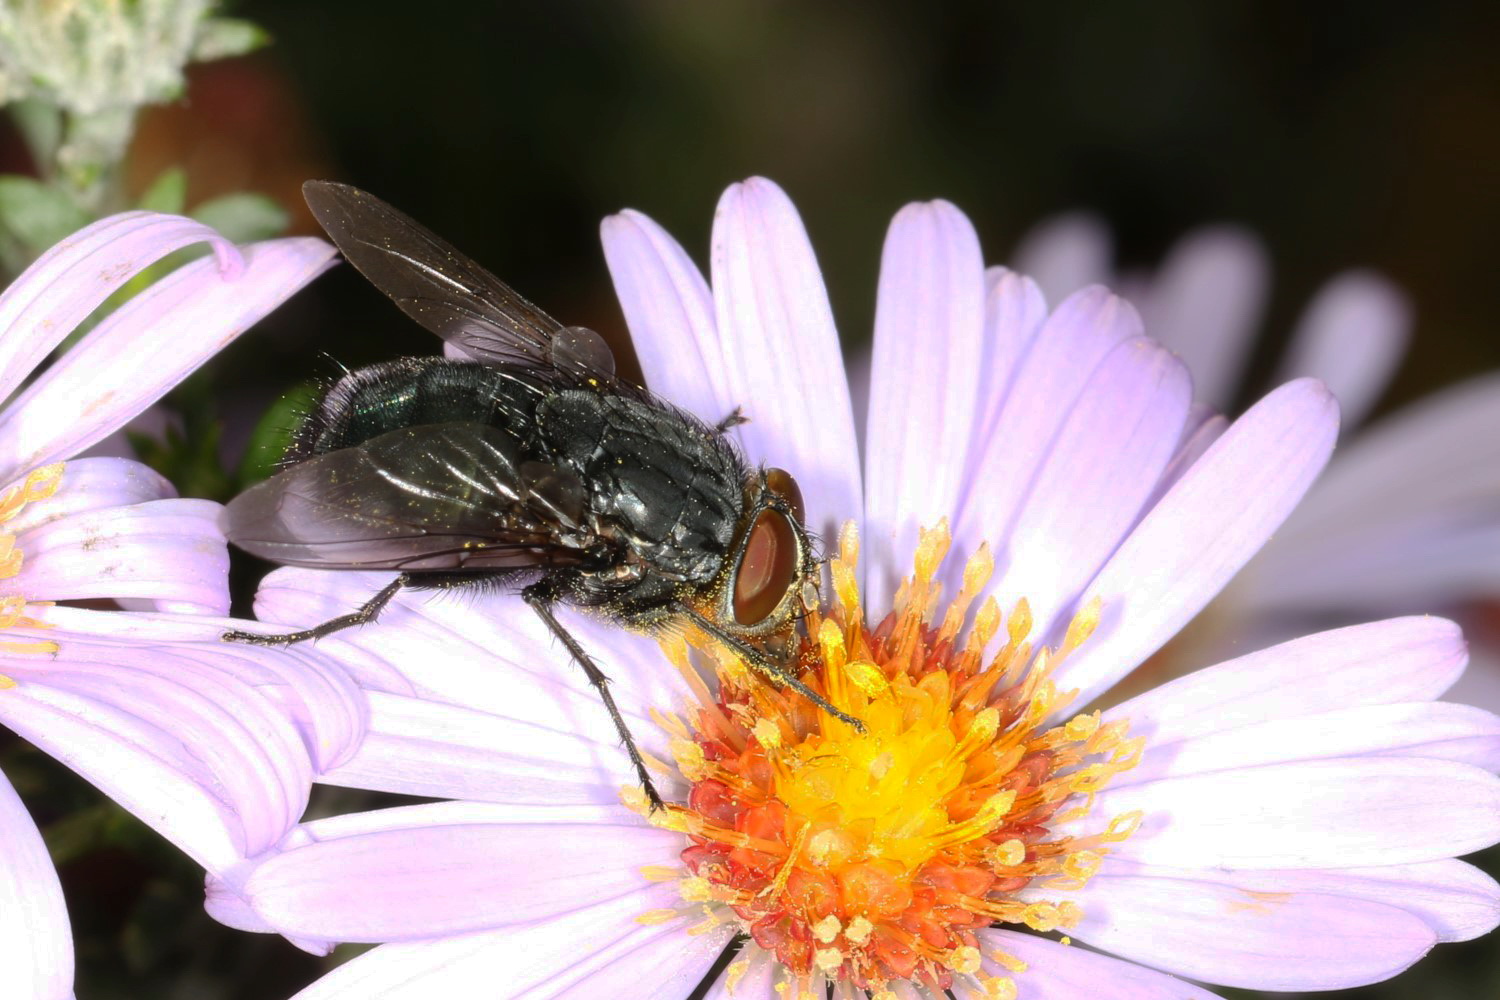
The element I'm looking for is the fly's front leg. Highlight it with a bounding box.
[673,602,865,732]
[523,581,666,811]
[713,406,749,435]
[223,574,410,646]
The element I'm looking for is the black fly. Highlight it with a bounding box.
[222,182,862,809]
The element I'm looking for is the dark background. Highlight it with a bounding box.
[20,1,1500,996]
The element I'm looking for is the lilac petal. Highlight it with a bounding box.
[243,803,677,940]
[863,201,985,610]
[11,498,229,613]
[0,212,240,404]
[709,177,861,542]
[989,338,1191,643]
[1139,406,1227,512]
[1,458,175,536]
[1099,858,1500,944]
[1137,227,1269,410]
[1010,212,1112,307]
[1056,872,1433,990]
[1051,378,1339,711]
[967,267,1049,472]
[285,886,722,1000]
[1259,372,1500,572]
[954,287,1141,562]
[1055,757,1500,869]
[600,209,731,421]
[34,605,366,774]
[704,954,782,1000]
[978,929,1222,1000]
[0,236,335,479]
[1120,701,1500,787]
[0,770,73,1000]
[252,567,685,763]
[1107,617,1467,745]
[322,691,649,805]
[1275,271,1411,429]
[0,654,311,871]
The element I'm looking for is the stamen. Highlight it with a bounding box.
[0,463,64,656]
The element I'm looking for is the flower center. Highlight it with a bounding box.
[630,521,1144,1000]
[0,463,63,665]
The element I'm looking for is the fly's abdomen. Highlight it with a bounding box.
[290,357,549,460]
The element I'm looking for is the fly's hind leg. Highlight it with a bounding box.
[223,573,411,646]
[523,580,666,811]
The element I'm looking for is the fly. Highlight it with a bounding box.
[221,181,862,809]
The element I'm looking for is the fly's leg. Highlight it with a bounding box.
[523,581,665,812]
[672,602,866,732]
[713,406,749,435]
[223,574,410,646]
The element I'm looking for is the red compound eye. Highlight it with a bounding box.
[764,467,805,523]
[733,508,799,626]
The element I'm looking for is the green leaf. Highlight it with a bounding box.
[237,382,320,486]
[191,192,289,243]
[137,166,187,214]
[192,18,272,63]
[0,174,89,256]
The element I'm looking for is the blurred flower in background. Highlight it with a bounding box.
[1014,216,1500,712]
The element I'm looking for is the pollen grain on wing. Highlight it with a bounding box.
[631,519,1145,999]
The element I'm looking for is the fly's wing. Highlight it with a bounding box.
[303,181,617,380]
[223,422,594,572]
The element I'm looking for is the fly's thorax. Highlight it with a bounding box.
[537,389,745,587]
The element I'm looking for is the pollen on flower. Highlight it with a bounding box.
[632,519,1145,999]
[0,463,64,658]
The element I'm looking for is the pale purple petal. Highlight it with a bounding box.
[1139,406,1227,512]
[1,458,175,535]
[600,209,731,420]
[242,803,676,940]
[1098,858,1500,944]
[1260,372,1500,567]
[954,287,1141,561]
[0,212,240,404]
[285,885,722,1000]
[1055,757,1500,869]
[1010,212,1112,307]
[1108,616,1468,745]
[1275,270,1411,429]
[1055,872,1433,990]
[703,953,782,1000]
[33,605,367,774]
[988,338,1191,643]
[978,929,1223,1000]
[1119,701,1500,786]
[322,691,648,805]
[0,651,312,872]
[966,267,1049,474]
[10,498,228,613]
[863,201,984,610]
[1052,378,1338,711]
[0,770,72,1000]
[0,236,336,479]
[1136,226,1269,410]
[252,567,686,765]
[710,177,860,541]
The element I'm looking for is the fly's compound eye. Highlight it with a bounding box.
[733,508,800,626]
[764,467,805,523]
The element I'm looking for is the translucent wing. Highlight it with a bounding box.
[303,180,616,377]
[223,422,594,571]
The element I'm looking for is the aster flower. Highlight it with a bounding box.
[1014,216,1500,710]
[0,210,365,997]
[215,179,1500,999]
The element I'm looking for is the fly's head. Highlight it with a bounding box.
[701,467,818,643]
